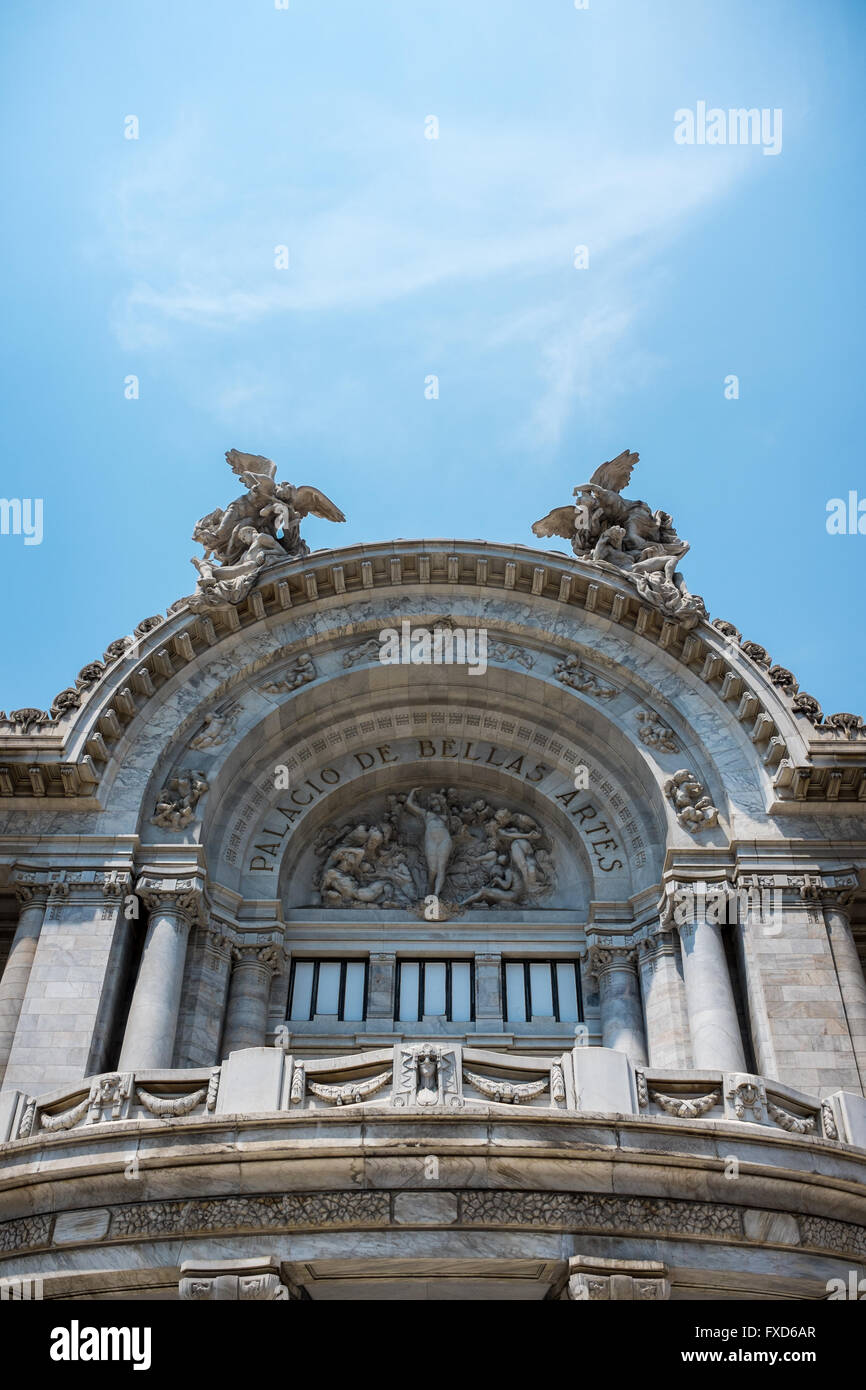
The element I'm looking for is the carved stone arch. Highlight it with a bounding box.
[187,673,690,904]
[70,551,791,872]
[125,648,767,908]
[203,722,649,899]
[17,537,861,822]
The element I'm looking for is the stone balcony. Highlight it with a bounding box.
[1,1045,865,1299]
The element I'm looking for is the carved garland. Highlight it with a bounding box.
[135,1087,208,1117]
[650,1089,720,1120]
[767,1101,817,1136]
[463,1070,548,1104]
[305,1071,392,1106]
[39,1096,91,1132]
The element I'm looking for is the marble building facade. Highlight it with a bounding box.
[0,451,865,1301]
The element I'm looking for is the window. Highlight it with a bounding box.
[502,960,582,1024]
[288,959,367,1022]
[395,960,475,1023]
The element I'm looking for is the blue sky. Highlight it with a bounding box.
[1,0,863,716]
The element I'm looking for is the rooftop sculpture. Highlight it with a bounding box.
[188,449,346,610]
[532,449,707,628]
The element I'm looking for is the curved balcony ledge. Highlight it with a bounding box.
[0,1047,864,1301]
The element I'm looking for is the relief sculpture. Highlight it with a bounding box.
[312,786,555,910]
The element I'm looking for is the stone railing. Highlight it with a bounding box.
[2,1045,865,1148]
[1,1067,220,1142]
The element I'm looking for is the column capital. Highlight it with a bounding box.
[135,870,206,924]
[586,942,637,978]
[199,920,236,963]
[798,870,859,911]
[231,940,287,976]
[10,870,51,908]
[12,866,133,908]
[659,878,740,928]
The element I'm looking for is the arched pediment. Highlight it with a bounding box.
[4,537,864,844]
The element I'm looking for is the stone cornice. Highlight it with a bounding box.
[0,540,862,801]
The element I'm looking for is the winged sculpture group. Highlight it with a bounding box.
[187,449,346,610]
[186,446,705,628]
[532,449,706,628]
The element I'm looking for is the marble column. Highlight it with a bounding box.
[118,881,201,1071]
[0,878,49,1084]
[638,930,692,1069]
[821,891,866,1087]
[587,945,647,1066]
[676,919,747,1071]
[221,944,284,1057]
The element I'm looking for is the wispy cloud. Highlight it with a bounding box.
[103,111,746,444]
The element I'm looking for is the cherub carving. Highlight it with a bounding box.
[664,769,719,833]
[151,769,209,831]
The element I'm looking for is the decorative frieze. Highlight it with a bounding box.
[3,534,863,804]
[4,1186,865,1262]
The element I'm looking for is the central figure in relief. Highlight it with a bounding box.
[312,786,556,911]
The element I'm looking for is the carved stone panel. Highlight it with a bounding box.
[311,787,556,910]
